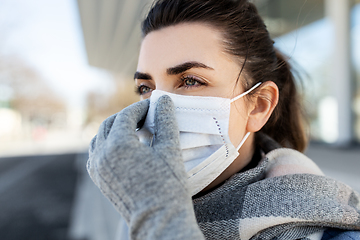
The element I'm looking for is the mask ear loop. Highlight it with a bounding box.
[229,82,262,151]
[236,132,251,151]
[230,82,262,103]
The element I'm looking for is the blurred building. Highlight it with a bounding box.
[76,0,360,146]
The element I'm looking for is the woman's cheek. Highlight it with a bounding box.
[228,102,248,147]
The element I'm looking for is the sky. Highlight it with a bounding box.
[0,0,114,109]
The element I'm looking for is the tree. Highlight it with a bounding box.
[0,56,66,129]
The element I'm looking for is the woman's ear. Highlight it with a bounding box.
[246,81,279,132]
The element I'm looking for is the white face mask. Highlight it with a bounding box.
[137,82,261,196]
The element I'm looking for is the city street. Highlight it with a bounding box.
[0,153,78,240]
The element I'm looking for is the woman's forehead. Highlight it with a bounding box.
[137,23,225,71]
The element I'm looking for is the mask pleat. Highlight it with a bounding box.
[182,145,223,171]
[179,132,224,149]
[175,111,229,135]
[182,145,222,161]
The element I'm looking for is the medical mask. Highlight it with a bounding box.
[136,82,261,196]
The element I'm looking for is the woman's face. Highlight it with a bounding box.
[135,23,252,149]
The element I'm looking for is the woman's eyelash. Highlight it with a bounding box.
[180,76,206,88]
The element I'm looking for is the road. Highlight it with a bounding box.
[0,153,78,240]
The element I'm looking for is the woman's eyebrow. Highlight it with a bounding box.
[134,72,152,80]
[167,61,214,75]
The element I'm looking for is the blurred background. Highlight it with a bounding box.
[0,0,359,239]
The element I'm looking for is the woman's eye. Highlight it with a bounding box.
[184,78,198,86]
[136,85,152,95]
[181,76,205,88]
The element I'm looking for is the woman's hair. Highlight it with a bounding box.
[141,0,308,152]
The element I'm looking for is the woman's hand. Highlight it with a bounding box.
[87,95,204,240]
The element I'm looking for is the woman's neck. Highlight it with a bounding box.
[199,134,256,194]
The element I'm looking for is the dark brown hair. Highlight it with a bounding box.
[141,0,308,152]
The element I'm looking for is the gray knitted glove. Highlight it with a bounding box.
[87,96,205,240]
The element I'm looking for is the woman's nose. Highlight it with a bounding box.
[153,82,174,94]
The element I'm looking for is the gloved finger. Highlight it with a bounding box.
[107,99,150,144]
[152,95,180,152]
[89,113,117,153]
[99,113,118,141]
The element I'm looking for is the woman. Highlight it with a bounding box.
[87,0,360,239]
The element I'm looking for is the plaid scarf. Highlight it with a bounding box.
[193,135,360,240]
